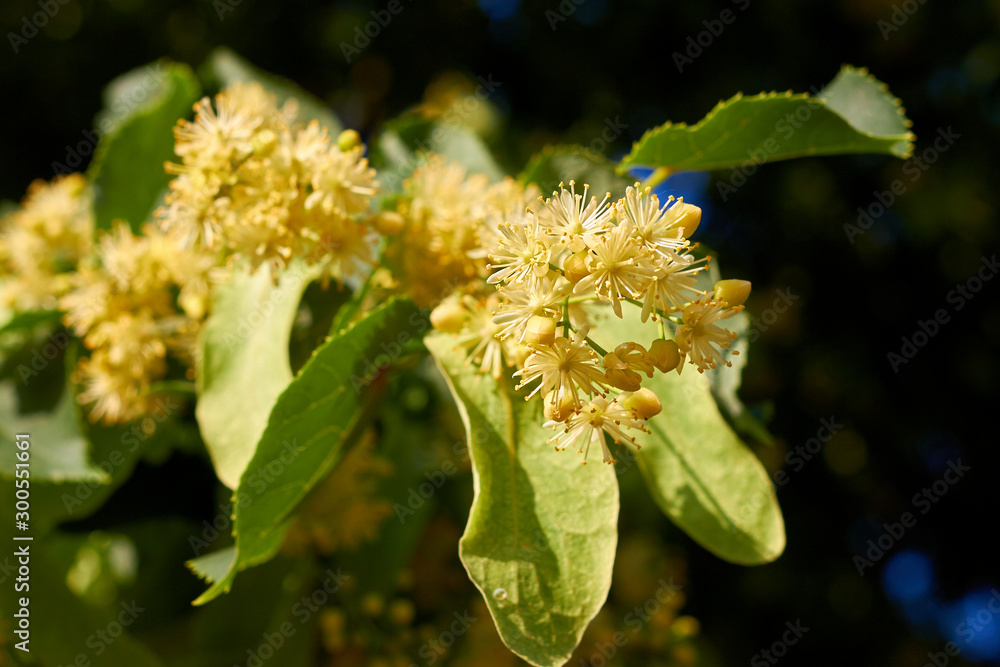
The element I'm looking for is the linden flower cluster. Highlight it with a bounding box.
[386,154,540,306]
[157,82,380,279]
[433,181,752,464]
[0,174,93,311]
[60,223,213,424]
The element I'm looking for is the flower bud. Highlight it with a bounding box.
[603,352,642,391]
[251,129,278,156]
[523,315,558,345]
[361,593,384,617]
[543,389,577,421]
[337,128,362,152]
[178,291,208,321]
[671,615,700,639]
[614,341,654,378]
[621,387,662,419]
[562,252,591,283]
[673,201,702,238]
[373,210,406,236]
[319,609,346,651]
[647,338,680,373]
[713,279,751,307]
[430,300,467,333]
[388,599,415,626]
[508,342,532,368]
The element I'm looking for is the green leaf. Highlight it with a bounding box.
[620,65,914,174]
[521,144,634,200]
[194,298,426,605]
[0,381,107,484]
[818,66,912,144]
[0,529,162,666]
[371,112,505,193]
[196,262,317,489]
[206,47,342,135]
[426,334,619,667]
[88,61,202,231]
[0,308,61,338]
[0,346,192,533]
[589,305,785,565]
[187,546,237,583]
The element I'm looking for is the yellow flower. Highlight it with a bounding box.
[75,349,165,425]
[487,217,551,287]
[217,81,298,131]
[453,295,508,380]
[574,220,656,317]
[639,254,708,321]
[491,276,569,342]
[304,145,377,217]
[159,82,380,278]
[616,184,699,261]
[60,223,209,423]
[514,327,607,407]
[388,155,490,304]
[173,94,261,168]
[674,299,742,373]
[0,174,93,311]
[545,395,647,464]
[535,181,613,251]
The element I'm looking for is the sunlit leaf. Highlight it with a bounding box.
[427,334,618,667]
[620,66,913,174]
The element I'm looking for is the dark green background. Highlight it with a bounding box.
[1,0,998,664]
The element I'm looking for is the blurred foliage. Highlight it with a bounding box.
[0,0,998,665]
